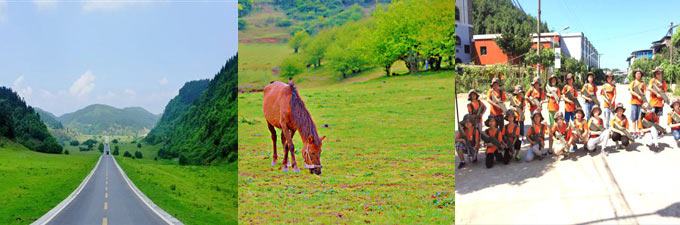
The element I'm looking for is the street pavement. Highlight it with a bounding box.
[45,144,169,225]
[455,83,680,224]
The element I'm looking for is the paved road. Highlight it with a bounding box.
[456,84,680,224]
[45,144,169,225]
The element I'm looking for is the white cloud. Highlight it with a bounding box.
[33,0,58,11]
[82,0,139,12]
[0,0,7,23]
[39,89,54,98]
[159,77,169,85]
[13,75,33,99]
[123,89,136,97]
[70,70,96,97]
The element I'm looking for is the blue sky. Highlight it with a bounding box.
[0,0,237,116]
[517,0,680,71]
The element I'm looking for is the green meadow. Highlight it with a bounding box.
[0,138,99,225]
[115,142,238,225]
[238,67,454,223]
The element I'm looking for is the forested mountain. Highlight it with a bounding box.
[145,79,210,144]
[59,104,159,136]
[157,54,237,165]
[471,0,549,35]
[0,87,62,153]
[35,107,64,129]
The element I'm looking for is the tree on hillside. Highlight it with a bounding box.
[472,0,549,35]
[414,0,455,71]
[326,20,373,78]
[280,55,305,78]
[98,143,104,152]
[302,28,334,67]
[495,26,532,65]
[525,48,555,70]
[289,31,310,53]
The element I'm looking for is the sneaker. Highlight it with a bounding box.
[458,162,466,169]
[570,146,576,152]
[515,154,521,161]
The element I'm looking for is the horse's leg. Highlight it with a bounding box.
[289,130,300,173]
[281,130,289,172]
[268,122,277,166]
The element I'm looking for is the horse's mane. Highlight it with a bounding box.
[289,81,321,146]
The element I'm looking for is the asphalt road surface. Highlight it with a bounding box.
[46,144,168,225]
[456,83,680,224]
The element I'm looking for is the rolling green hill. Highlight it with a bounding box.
[0,87,62,154]
[34,108,64,129]
[145,79,210,145]
[59,104,159,136]
[157,54,238,165]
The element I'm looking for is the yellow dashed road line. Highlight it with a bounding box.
[104,202,108,210]
[102,217,107,225]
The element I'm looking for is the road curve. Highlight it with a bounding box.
[35,144,178,225]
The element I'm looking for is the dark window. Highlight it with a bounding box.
[464,45,470,54]
[455,36,461,46]
[481,46,487,56]
[455,6,460,21]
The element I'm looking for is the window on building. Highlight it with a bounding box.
[481,46,487,56]
[455,6,460,21]
[464,45,470,54]
[455,36,461,46]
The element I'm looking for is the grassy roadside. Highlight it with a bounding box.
[238,70,454,223]
[0,138,99,225]
[116,143,238,225]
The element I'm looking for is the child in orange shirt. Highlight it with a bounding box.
[550,112,572,156]
[600,72,617,128]
[456,115,480,169]
[629,68,646,138]
[562,73,578,123]
[503,110,521,164]
[669,99,680,147]
[546,74,561,126]
[610,103,631,149]
[483,116,506,168]
[526,110,548,162]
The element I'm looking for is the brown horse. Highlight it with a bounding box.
[263,81,325,175]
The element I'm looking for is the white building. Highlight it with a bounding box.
[455,0,473,64]
[560,32,600,69]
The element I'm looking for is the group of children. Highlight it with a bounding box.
[455,66,680,169]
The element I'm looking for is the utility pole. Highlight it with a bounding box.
[537,0,541,79]
[671,22,675,65]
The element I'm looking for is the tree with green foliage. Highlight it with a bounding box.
[64,150,69,155]
[326,20,373,78]
[135,151,143,159]
[289,30,310,53]
[98,143,104,152]
[301,28,334,67]
[112,139,118,144]
[123,151,132,158]
[525,48,555,70]
[238,0,252,18]
[137,143,142,149]
[70,140,79,146]
[113,146,119,155]
[414,0,455,71]
[280,55,305,78]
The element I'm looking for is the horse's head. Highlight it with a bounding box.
[303,135,325,175]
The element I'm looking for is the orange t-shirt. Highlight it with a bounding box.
[547,86,561,112]
[456,127,480,145]
[629,80,646,105]
[485,128,503,153]
[527,123,547,144]
[648,78,667,107]
[562,84,578,112]
[668,111,680,131]
[467,101,484,124]
[512,96,526,122]
[525,87,545,112]
[611,115,629,129]
[582,83,598,103]
[586,117,604,138]
[571,119,586,141]
[487,89,507,116]
[600,83,616,109]
[504,123,520,144]
[551,123,571,143]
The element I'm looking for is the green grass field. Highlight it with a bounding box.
[0,138,99,225]
[115,142,238,225]
[238,70,454,223]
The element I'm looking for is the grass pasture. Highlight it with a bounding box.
[0,138,99,225]
[115,142,238,225]
[238,71,454,223]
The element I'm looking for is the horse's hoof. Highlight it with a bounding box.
[283,168,289,173]
[293,168,300,173]
[271,162,276,166]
